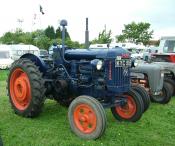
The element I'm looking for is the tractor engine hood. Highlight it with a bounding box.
[65,47,130,60]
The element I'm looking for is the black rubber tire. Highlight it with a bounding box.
[164,78,175,95]
[7,58,45,118]
[164,81,174,97]
[150,82,172,104]
[68,95,107,140]
[132,85,150,112]
[111,89,144,122]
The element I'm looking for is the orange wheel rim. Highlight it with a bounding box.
[10,68,31,110]
[73,104,97,134]
[116,95,136,119]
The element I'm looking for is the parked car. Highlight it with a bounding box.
[48,44,68,55]
[143,46,159,61]
[39,49,49,59]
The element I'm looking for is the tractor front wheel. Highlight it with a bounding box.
[7,58,45,117]
[68,95,106,140]
[111,89,144,122]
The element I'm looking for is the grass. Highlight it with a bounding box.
[1,70,175,146]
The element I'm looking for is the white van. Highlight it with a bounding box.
[0,44,40,69]
[9,44,40,60]
[0,45,14,69]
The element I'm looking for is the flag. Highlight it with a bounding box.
[39,5,45,15]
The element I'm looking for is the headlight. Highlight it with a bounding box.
[91,59,103,70]
[96,60,103,70]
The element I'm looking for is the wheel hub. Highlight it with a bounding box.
[73,104,97,134]
[116,95,136,119]
[14,76,28,101]
[10,68,32,110]
[79,115,88,122]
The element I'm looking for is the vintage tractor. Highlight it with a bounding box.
[131,62,173,104]
[7,20,146,139]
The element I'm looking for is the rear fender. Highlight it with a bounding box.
[20,53,47,73]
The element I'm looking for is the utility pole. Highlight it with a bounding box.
[85,17,89,48]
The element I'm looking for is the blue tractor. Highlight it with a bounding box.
[7,20,146,139]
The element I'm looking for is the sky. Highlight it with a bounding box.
[0,0,175,43]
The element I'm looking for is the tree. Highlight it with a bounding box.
[0,32,15,44]
[91,29,112,44]
[55,27,62,38]
[65,28,70,40]
[0,26,76,49]
[44,26,55,39]
[65,39,83,48]
[55,27,70,40]
[34,35,51,49]
[0,30,28,44]
[117,22,153,45]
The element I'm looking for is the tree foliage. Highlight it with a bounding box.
[45,26,55,39]
[117,22,153,45]
[0,25,83,49]
[55,27,62,38]
[55,27,70,40]
[91,29,112,44]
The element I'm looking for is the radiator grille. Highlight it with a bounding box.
[106,58,131,92]
[114,66,130,87]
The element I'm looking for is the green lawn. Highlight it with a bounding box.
[1,70,175,146]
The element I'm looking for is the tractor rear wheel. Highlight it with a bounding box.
[68,95,106,139]
[132,85,150,112]
[7,58,45,117]
[111,89,144,122]
[150,82,172,104]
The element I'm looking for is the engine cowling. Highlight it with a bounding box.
[65,47,130,60]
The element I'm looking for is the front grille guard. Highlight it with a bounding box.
[106,59,130,90]
[114,66,130,87]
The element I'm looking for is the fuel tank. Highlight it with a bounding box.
[65,47,130,60]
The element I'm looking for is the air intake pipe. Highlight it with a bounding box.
[52,20,69,65]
